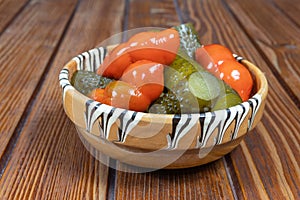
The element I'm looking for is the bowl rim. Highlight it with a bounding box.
[59,46,269,152]
[59,46,268,121]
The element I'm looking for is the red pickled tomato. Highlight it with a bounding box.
[121,60,164,101]
[203,44,235,63]
[196,44,253,101]
[195,44,235,76]
[97,28,180,79]
[218,59,253,101]
[98,43,133,79]
[89,88,105,103]
[128,29,180,64]
[104,81,151,112]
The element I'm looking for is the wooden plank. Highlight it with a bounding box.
[272,0,300,27]
[115,160,235,200]
[127,0,180,29]
[0,0,77,162]
[0,0,125,199]
[178,0,300,199]
[113,0,235,199]
[225,0,300,102]
[0,0,29,32]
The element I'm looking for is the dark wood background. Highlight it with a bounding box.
[0,0,299,199]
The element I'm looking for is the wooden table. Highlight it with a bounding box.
[0,0,299,199]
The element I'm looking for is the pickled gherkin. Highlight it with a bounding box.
[174,23,201,59]
[212,93,242,111]
[165,54,201,88]
[71,70,113,95]
[188,71,220,101]
[147,89,181,114]
[148,23,242,114]
[164,57,197,89]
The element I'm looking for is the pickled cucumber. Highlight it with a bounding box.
[154,23,243,113]
[71,70,113,95]
[212,93,242,111]
[149,79,211,114]
[165,23,204,88]
[165,56,201,89]
[148,89,181,114]
[174,23,201,59]
[174,80,211,113]
[188,71,220,101]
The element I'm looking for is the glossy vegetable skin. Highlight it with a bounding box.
[195,44,253,101]
[91,28,179,111]
[71,70,113,95]
[91,81,151,112]
[218,60,253,101]
[90,60,164,112]
[97,28,180,79]
[151,25,243,114]
[73,24,253,113]
[121,60,164,102]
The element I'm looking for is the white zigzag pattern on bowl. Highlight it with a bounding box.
[84,99,145,142]
[73,47,106,71]
[197,94,261,148]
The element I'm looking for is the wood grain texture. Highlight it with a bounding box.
[115,160,235,200]
[270,0,300,27]
[0,0,29,32]
[127,0,180,29]
[0,0,77,162]
[0,0,299,199]
[225,0,300,102]
[178,0,300,199]
[0,0,125,199]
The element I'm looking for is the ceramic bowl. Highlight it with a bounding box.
[59,46,268,169]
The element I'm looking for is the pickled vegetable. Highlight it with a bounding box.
[165,23,203,87]
[151,24,243,113]
[164,55,200,89]
[121,60,164,102]
[103,80,152,112]
[188,71,220,101]
[212,93,242,111]
[174,23,201,59]
[148,89,181,114]
[195,44,253,101]
[217,60,253,101]
[97,28,180,79]
[72,23,251,114]
[71,70,113,95]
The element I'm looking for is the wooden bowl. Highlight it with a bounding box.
[59,47,268,169]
